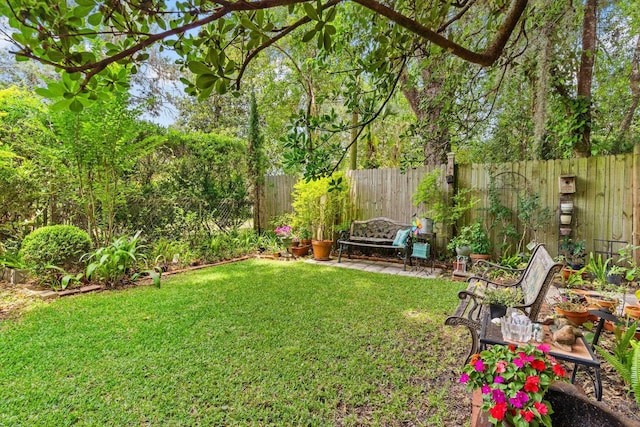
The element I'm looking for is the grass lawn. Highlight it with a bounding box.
[0,259,470,426]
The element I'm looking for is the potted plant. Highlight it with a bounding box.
[559,238,586,270]
[412,169,478,236]
[460,343,567,426]
[291,173,351,261]
[481,287,524,319]
[469,222,492,262]
[447,225,475,257]
[553,293,590,325]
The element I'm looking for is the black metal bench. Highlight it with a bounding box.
[445,244,562,364]
[337,217,413,270]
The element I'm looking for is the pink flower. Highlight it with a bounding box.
[495,361,507,373]
[519,352,534,363]
[459,373,469,383]
[474,359,485,372]
[492,389,506,403]
[513,357,524,368]
[481,384,491,394]
[509,396,524,408]
[537,344,550,353]
[493,376,504,384]
[515,390,529,405]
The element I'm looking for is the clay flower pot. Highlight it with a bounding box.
[555,306,589,325]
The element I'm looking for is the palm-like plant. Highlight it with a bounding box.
[83,231,147,287]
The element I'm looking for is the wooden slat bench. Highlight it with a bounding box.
[445,244,562,364]
[337,217,413,270]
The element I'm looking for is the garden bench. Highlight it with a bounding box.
[445,244,562,364]
[337,217,413,270]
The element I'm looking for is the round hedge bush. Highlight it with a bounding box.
[20,225,92,275]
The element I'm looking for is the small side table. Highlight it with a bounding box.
[480,312,602,400]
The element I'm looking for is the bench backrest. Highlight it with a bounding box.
[349,217,411,242]
[517,244,562,319]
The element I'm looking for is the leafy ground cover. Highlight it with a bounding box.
[0,259,473,426]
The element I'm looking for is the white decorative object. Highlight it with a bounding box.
[560,201,574,213]
[560,214,572,225]
[500,311,532,342]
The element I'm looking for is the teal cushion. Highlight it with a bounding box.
[392,229,411,247]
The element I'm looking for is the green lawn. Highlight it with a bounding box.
[0,260,469,426]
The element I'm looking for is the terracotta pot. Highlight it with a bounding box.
[623,305,640,320]
[471,390,514,427]
[560,227,572,236]
[301,239,312,246]
[585,294,618,311]
[555,306,589,325]
[291,240,300,248]
[311,240,333,261]
[470,253,491,264]
[453,259,467,272]
[290,245,310,257]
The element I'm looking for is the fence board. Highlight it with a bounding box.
[265,153,635,258]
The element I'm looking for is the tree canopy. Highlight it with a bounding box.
[0,0,527,109]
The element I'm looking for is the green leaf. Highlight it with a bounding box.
[69,99,84,112]
[50,98,74,112]
[74,5,94,18]
[196,73,217,90]
[302,30,316,43]
[303,3,319,21]
[88,13,102,26]
[188,61,212,75]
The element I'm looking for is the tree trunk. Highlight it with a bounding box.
[532,20,555,158]
[574,0,597,157]
[350,109,358,170]
[401,66,450,167]
[617,35,640,143]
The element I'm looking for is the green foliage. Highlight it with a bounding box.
[19,225,92,277]
[516,192,552,250]
[447,222,490,254]
[595,321,640,407]
[412,170,477,232]
[559,238,587,268]
[586,252,611,284]
[291,173,351,240]
[481,287,524,307]
[149,238,194,269]
[165,130,251,234]
[83,231,146,287]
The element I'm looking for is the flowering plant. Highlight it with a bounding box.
[481,287,524,307]
[460,343,567,426]
[274,225,293,238]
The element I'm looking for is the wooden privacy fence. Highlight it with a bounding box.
[265,146,640,260]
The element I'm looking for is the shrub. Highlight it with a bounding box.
[20,225,92,276]
[84,231,146,287]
